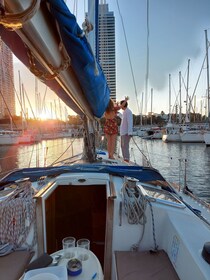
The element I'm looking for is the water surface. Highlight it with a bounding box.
[0,136,209,203]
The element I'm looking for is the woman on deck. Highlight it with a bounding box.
[104,98,128,159]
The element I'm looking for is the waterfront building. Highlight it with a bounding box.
[87,0,116,101]
[0,39,16,119]
[98,2,116,101]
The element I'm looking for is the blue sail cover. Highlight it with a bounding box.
[0,0,110,118]
[46,0,110,118]
[0,164,168,186]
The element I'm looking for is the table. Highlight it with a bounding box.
[51,248,104,280]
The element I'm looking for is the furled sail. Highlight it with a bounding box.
[0,0,110,118]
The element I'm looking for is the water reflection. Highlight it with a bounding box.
[0,136,209,203]
[131,138,210,203]
[0,138,83,178]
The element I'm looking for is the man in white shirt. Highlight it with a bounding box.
[119,99,133,162]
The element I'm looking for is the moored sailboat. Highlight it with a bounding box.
[0,129,19,145]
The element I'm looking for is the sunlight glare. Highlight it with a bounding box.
[38,111,52,120]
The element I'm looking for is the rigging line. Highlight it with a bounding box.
[180,66,189,93]
[40,86,48,116]
[73,0,78,17]
[189,55,207,114]
[18,71,29,123]
[22,84,37,119]
[28,144,35,167]
[181,75,192,110]
[44,146,48,167]
[52,153,84,166]
[115,0,140,113]
[131,137,151,167]
[48,135,79,166]
[171,77,184,122]
[170,78,179,111]
[84,0,86,17]
[73,0,77,16]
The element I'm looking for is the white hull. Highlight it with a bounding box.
[18,132,42,144]
[204,132,210,146]
[0,131,19,145]
[162,132,181,142]
[162,123,181,142]
[151,131,163,139]
[0,136,19,145]
[41,132,60,140]
[180,131,204,143]
[136,128,150,137]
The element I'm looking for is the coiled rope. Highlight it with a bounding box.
[122,179,158,251]
[0,180,37,250]
[122,182,147,225]
[0,0,40,30]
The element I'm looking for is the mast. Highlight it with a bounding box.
[18,71,24,132]
[141,92,144,126]
[21,83,27,129]
[50,102,53,119]
[179,71,182,123]
[144,0,150,116]
[35,78,39,119]
[81,0,100,162]
[150,88,153,125]
[185,59,190,123]
[59,98,62,121]
[168,74,171,123]
[205,30,210,121]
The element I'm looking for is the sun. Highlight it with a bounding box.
[38,111,52,120]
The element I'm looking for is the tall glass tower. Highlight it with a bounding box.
[87,0,116,101]
[98,2,116,101]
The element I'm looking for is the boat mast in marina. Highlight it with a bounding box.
[178,71,182,124]
[184,59,190,123]
[203,29,210,145]
[205,29,210,120]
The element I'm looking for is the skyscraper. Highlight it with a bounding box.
[0,39,16,119]
[87,1,116,101]
[98,2,116,101]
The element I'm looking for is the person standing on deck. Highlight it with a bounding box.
[104,98,128,159]
[119,98,133,162]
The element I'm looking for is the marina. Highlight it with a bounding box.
[0,1,210,280]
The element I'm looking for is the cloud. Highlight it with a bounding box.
[145,0,210,91]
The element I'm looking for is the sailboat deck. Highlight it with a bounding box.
[115,250,180,280]
[0,251,33,280]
